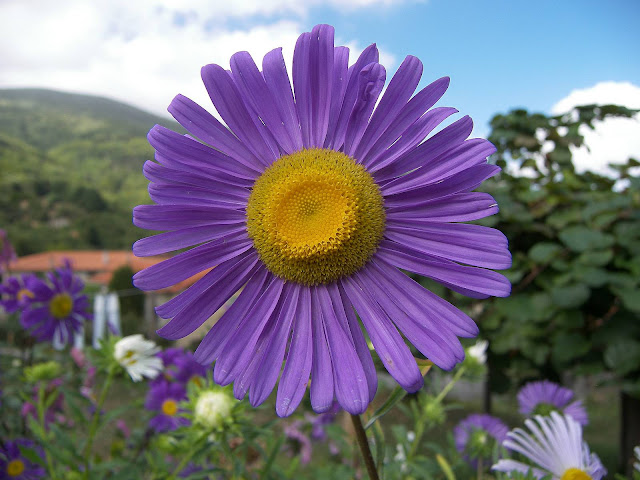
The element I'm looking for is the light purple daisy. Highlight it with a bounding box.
[20,262,91,347]
[0,229,17,273]
[145,381,190,432]
[492,412,606,480]
[517,380,588,426]
[0,438,45,480]
[0,274,39,314]
[133,24,511,417]
[454,414,509,468]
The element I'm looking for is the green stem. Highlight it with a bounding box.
[37,384,58,480]
[434,366,466,404]
[167,432,209,480]
[83,367,115,478]
[477,457,484,480]
[351,414,380,480]
[409,366,466,459]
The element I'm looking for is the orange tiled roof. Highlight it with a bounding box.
[9,250,203,293]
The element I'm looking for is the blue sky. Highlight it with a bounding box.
[0,0,638,141]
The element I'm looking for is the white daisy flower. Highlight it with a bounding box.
[194,390,233,429]
[114,334,163,382]
[492,411,606,480]
[467,339,488,365]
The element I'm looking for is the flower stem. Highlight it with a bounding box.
[434,366,466,404]
[83,367,115,478]
[350,413,380,480]
[37,384,58,480]
[167,432,208,480]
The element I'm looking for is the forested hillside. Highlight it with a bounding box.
[0,89,181,254]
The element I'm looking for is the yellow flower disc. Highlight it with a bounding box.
[560,468,592,480]
[49,293,73,319]
[7,459,25,477]
[161,399,178,416]
[247,148,385,285]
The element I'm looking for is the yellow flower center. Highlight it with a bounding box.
[7,459,25,477]
[162,399,178,416]
[49,293,73,319]
[560,468,593,480]
[17,288,34,302]
[246,148,385,285]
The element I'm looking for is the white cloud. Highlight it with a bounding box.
[551,82,640,177]
[0,0,400,119]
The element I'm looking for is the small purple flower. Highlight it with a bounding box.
[0,438,45,479]
[145,382,189,432]
[283,420,312,465]
[308,401,341,441]
[0,275,39,314]
[0,229,17,273]
[517,380,588,426]
[20,262,91,347]
[173,352,208,387]
[454,414,509,468]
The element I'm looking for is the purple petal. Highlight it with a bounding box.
[133,224,246,257]
[333,283,378,403]
[358,264,464,370]
[324,46,349,148]
[168,94,264,171]
[147,183,246,208]
[387,192,498,222]
[248,284,300,406]
[230,51,296,154]
[377,239,511,298]
[326,44,379,150]
[262,48,303,151]
[308,24,334,147]
[213,276,285,385]
[133,203,246,231]
[194,266,270,363]
[354,55,422,162]
[364,76,451,168]
[376,115,473,183]
[309,288,335,413]
[317,285,369,414]
[156,252,261,340]
[293,32,312,148]
[148,124,259,180]
[341,274,423,392]
[143,160,248,193]
[385,222,512,270]
[369,107,458,175]
[201,63,276,165]
[370,255,479,338]
[276,287,313,417]
[133,235,253,290]
[382,163,501,200]
[343,63,386,157]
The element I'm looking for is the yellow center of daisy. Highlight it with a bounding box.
[17,288,34,302]
[560,468,592,480]
[49,293,73,319]
[7,459,25,477]
[246,148,385,285]
[161,399,178,416]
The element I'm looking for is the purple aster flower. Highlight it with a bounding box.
[309,401,341,441]
[517,380,588,426]
[0,438,45,480]
[145,381,189,432]
[283,420,313,465]
[0,275,39,314]
[20,263,91,347]
[453,414,509,468]
[0,229,17,273]
[133,24,511,417]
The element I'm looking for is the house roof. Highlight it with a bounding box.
[8,250,203,293]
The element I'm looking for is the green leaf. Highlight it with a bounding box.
[551,333,591,365]
[559,225,614,252]
[528,242,563,263]
[612,286,640,312]
[550,284,590,308]
[364,386,407,430]
[576,249,613,266]
[604,339,640,376]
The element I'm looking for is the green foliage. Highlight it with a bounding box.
[473,104,640,394]
[0,88,181,254]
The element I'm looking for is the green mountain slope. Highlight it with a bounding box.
[0,88,182,254]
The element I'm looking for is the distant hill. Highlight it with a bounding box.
[0,88,182,255]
